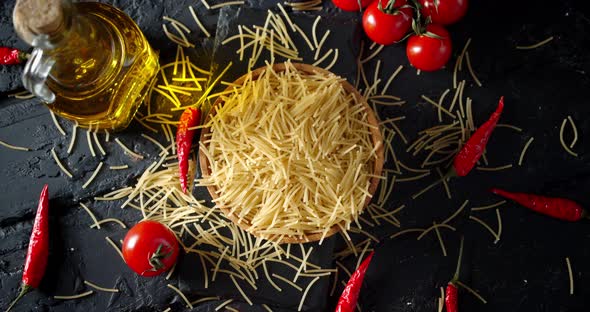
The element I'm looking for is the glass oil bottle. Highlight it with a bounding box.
[13,0,159,130]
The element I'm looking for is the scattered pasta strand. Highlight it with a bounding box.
[50,111,66,136]
[215,299,234,311]
[471,200,506,212]
[516,36,554,50]
[566,257,574,295]
[115,138,144,159]
[455,280,487,304]
[51,148,73,178]
[230,275,253,305]
[1,139,30,151]
[54,291,94,300]
[210,1,245,10]
[80,203,101,228]
[90,218,127,229]
[298,276,320,311]
[67,122,78,154]
[86,128,96,157]
[476,164,513,172]
[496,124,523,132]
[469,215,500,242]
[559,118,578,157]
[518,137,534,166]
[167,284,194,309]
[465,52,482,87]
[495,209,502,244]
[83,162,104,189]
[105,236,125,261]
[567,116,578,148]
[433,223,448,256]
[189,6,211,37]
[84,280,119,293]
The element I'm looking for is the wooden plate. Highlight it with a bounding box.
[199,63,384,244]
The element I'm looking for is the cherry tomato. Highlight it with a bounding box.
[332,0,372,12]
[122,221,179,277]
[419,0,468,25]
[362,0,413,45]
[406,24,452,71]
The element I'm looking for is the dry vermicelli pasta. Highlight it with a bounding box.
[455,280,487,304]
[115,138,145,159]
[105,236,125,261]
[51,148,73,178]
[516,36,554,50]
[215,299,234,311]
[1,139,30,151]
[210,1,245,10]
[298,276,320,311]
[471,200,506,212]
[559,118,578,157]
[567,115,578,148]
[199,62,379,243]
[167,284,194,309]
[82,162,104,189]
[86,127,96,157]
[90,218,127,229]
[50,111,66,136]
[518,137,534,166]
[67,121,78,154]
[54,291,94,300]
[476,164,513,171]
[188,5,211,37]
[93,131,106,155]
[566,257,574,295]
[83,280,119,293]
[80,203,101,228]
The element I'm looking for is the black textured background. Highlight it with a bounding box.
[2,0,590,311]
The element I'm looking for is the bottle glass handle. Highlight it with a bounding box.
[22,48,56,103]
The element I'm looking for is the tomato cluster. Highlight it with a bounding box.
[332,0,468,71]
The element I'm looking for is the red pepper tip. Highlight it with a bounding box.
[497,96,505,112]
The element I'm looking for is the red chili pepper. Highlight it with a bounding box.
[445,237,464,312]
[6,185,50,312]
[0,47,27,65]
[490,188,587,221]
[335,251,374,312]
[176,107,201,193]
[452,97,504,177]
[445,283,459,312]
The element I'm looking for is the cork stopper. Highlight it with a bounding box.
[13,0,65,46]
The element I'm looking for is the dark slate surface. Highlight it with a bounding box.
[2,0,590,311]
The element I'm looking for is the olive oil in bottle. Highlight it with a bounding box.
[13,0,159,130]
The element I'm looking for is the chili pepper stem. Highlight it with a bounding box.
[19,52,29,62]
[451,236,464,282]
[443,167,458,181]
[5,284,31,312]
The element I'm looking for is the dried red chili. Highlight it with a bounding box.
[6,185,50,312]
[0,47,27,65]
[452,97,504,177]
[491,188,587,221]
[445,237,464,312]
[176,107,201,193]
[335,251,374,312]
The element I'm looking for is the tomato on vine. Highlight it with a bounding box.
[332,0,373,11]
[362,0,414,45]
[122,221,179,277]
[419,0,468,25]
[406,24,452,71]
